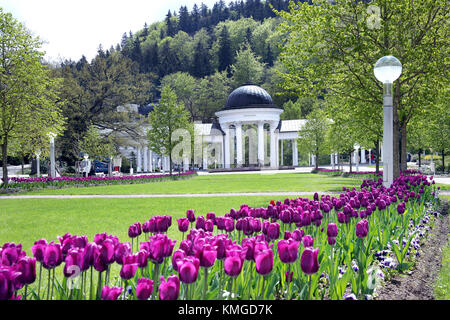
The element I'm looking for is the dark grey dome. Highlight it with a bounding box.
[222,85,280,110]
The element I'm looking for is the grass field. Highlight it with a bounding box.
[3,173,363,196]
[0,195,312,255]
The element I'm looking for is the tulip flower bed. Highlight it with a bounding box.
[1,171,197,192]
[0,174,441,300]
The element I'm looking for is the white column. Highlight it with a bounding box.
[223,124,231,169]
[292,139,298,166]
[257,122,265,166]
[331,153,335,169]
[361,148,366,164]
[353,148,359,164]
[269,123,277,168]
[183,157,189,172]
[308,153,311,166]
[312,154,316,167]
[236,122,243,167]
[280,140,284,166]
[203,144,208,170]
[368,149,372,165]
[137,147,142,172]
[143,146,148,172]
[148,149,153,172]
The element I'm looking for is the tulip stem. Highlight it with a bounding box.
[24,285,28,301]
[46,269,51,300]
[260,276,266,300]
[151,264,160,300]
[89,266,93,300]
[308,275,312,300]
[37,262,42,298]
[218,260,223,300]
[248,261,253,299]
[96,271,102,300]
[202,267,209,300]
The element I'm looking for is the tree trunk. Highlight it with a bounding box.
[400,124,407,172]
[169,153,172,176]
[349,152,352,173]
[418,149,422,168]
[2,139,8,186]
[375,139,380,174]
[315,150,319,170]
[442,149,445,173]
[21,156,25,175]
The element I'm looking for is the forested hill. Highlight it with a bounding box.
[56,0,313,162]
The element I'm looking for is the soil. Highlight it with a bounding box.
[376,198,449,300]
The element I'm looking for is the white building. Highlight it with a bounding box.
[117,84,373,172]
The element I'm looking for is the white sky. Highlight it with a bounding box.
[1,0,220,63]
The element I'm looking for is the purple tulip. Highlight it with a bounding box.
[101,285,123,300]
[224,218,234,233]
[356,219,369,238]
[120,255,138,280]
[327,223,338,238]
[291,228,304,241]
[136,278,153,300]
[148,234,176,264]
[172,249,186,272]
[42,242,63,269]
[14,256,36,286]
[177,218,189,233]
[397,202,406,215]
[285,271,294,283]
[31,239,48,263]
[302,235,315,248]
[136,250,149,268]
[255,248,273,276]
[0,266,22,300]
[63,248,84,278]
[159,275,180,300]
[114,242,132,265]
[300,247,319,275]
[177,257,200,284]
[186,209,196,223]
[328,237,337,245]
[196,244,217,268]
[224,246,246,277]
[266,222,280,241]
[277,239,300,264]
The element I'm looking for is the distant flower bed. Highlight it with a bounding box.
[313,168,421,179]
[1,171,197,192]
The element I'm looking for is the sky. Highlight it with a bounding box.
[1,0,220,63]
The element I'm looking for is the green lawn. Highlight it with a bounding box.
[0,195,311,256]
[3,173,362,196]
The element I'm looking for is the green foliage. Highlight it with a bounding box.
[0,8,65,182]
[276,0,449,175]
[230,43,266,87]
[78,125,115,160]
[147,87,192,174]
[297,103,331,168]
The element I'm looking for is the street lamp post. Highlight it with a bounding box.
[374,55,402,188]
[35,150,41,177]
[47,132,57,178]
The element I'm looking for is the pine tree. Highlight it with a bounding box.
[217,26,233,74]
[179,6,191,33]
[192,41,211,78]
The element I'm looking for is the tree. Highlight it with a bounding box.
[161,72,197,121]
[230,43,266,87]
[0,9,65,184]
[55,51,152,163]
[147,87,192,175]
[78,125,115,160]
[297,104,330,170]
[281,97,315,120]
[276,0,449,179]
[217,25,233,73]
